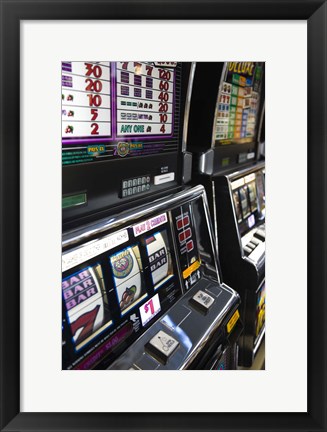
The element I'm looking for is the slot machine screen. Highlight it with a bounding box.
[62,264,113,352]
[214,62,264,145]
[145,230,174,290]
[239,185,250,219]
[256,170,265,216]
[62,190,213,370]
[232,190,243,223]
[62,211,186,369]
[109,245,147,316]
[231,171,264,236]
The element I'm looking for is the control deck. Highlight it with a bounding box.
[108,278,239,370]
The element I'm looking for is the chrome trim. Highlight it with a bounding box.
[199,149,214,176]
[227,180,244,255]
[226,160,265,182]
[245,244,265,269]
[63,185,206,250]
[201,184,221,283]
[210,62,228,149]
[221,281,240,296]
[108,279,240,371]
[211,181,219,258]
[227,161,265,258]
[257,101,265,158]
[182,62,196,153]
[199,153,206,174]
[167,210,186,294]
[253,326,265,356]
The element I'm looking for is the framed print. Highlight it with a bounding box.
[0,0,326,431]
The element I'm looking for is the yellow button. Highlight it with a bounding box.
[182,260,201,279]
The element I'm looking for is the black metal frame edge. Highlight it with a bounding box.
[0,0,326,431]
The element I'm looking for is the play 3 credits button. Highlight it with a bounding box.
[145,330,179,364]
[190,290,215,314]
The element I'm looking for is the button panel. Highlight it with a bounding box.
[145,330,179,364]
[254,229,265,241]
[243,225,265,257]
[121,175,151,198]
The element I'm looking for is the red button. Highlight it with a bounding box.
[186,240,194,251]
[182,216,190,227]
[176,215,190,230]
[179,228,192,244]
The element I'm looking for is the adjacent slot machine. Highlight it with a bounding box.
[187,62,265,367]
[62,61,242,370]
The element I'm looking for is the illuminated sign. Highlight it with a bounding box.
[133,213,168,237]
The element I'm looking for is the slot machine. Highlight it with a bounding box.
[62,61,242,370]
[187,62,265,367]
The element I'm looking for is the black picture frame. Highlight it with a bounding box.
[0,1,326,431]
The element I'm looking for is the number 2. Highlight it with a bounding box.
[91,123,99,135]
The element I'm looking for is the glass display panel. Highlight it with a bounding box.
[62,210,183,369]
[231,170,265,236]
[145,230,174,290]
[233,190,243,223]
[214,62,264,145]
[239,185,251,219]
[62,191,219,369]
[247,181,258,212]
[62,61,182,166]
[256,170,266,216]
[62,264,112,351]
[109,245,147,316]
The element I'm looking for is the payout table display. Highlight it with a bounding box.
[62,61,180,166]
[215,62,264,145]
